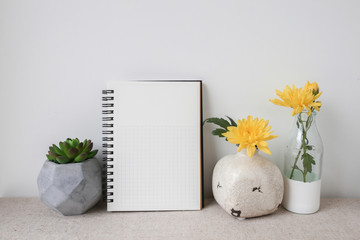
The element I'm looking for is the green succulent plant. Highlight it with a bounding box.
[46,138,98,164]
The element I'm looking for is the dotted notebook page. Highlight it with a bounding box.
[107,81,201,211]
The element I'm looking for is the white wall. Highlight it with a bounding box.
[1,0,359,198]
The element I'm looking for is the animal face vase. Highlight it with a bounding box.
[212,150,284,219]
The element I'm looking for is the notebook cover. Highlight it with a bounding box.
[103,80,203,211]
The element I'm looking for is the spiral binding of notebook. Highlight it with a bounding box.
[102,90,114,203]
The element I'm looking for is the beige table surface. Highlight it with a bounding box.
[0,198,359,240]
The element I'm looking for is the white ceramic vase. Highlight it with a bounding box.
[212,149,284,218]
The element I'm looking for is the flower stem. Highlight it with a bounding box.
[289,115,303,180]
[289,113,311,182]
[289,148,301,179]
[302,126,307,182]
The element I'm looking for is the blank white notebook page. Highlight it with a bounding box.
[107,81,202,211]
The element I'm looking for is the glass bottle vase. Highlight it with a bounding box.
[282,111,324,214]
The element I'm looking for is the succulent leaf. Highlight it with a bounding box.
[84,142,93,153]
[72,138,80,147]
[59,142,71,157]
[56,155,71,164]
[76,142,84,152]
[52,144,64,155]
[49,146,57,154]
[74,153,88,163]
[46,154,56,161]
[48,151,57,159]
[67,148,79,159]
[85,140,92,148]
[88,150,98,159]
[66,138,73,146]
[83,139,88,148]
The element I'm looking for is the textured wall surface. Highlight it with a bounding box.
[1,0,359,197]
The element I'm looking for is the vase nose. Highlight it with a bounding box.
[236,148,259,158]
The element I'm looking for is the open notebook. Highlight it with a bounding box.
[102,81,203,211]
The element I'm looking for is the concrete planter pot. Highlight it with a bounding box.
[37,158,102,216]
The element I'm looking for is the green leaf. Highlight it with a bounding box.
[211,128,227,138]
[305,145,313,150]
[66,138,73,146]
[302,152,316,174]
[52,144,64,155]
[59,142,71,158]
[49,146,57,154]
[59,141,68,152]
[76,142,84,152]
[56,155,71,164]
[72,138,80,148]
[226,116,237,126]
[74,153,88,162]
[83,142,93,153]
[48,151,57,159]
[88,150,98,159]
[67,147,79,160]
[46,154,56,161]
[203,117,231,130]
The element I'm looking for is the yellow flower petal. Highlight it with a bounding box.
[257,145,272,155]
[237,144,246,152]
[247,145,256,157]
[263,135,278,141]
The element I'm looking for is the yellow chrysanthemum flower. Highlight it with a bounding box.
[269,82,322,116]
[222,115,278,157]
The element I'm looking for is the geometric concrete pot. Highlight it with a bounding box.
[37,158,102,216]
[212,150,284,219]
